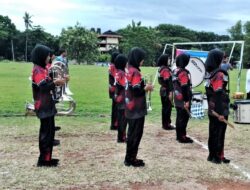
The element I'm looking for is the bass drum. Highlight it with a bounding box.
[186,57,205,88]
[233,100,250,124]
[172,57,205,88]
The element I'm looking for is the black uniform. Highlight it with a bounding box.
[31,44,59,167]
[173,54,193,143]
[157,54,174,130]
[109,52,119,130]
[114,54,128,142]
[205,49,230,164]
[124,48,147,167]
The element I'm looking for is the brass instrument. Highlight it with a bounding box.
[145,74,153,111]
[25,61,76,116]
[145,69,158,111]
[49,62,64,101]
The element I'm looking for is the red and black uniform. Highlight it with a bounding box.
[32,65,57,119]
[125,66,147,119]
[205,49,230,164]
[114,54,128,142]
[31,44,58,167]
[109,52,119,130]
[124,48,147,167]
[173,54,193,143]
[158,65,174,129]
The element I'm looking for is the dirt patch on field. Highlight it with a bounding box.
[205,180,250,190]
[0,119,250,189]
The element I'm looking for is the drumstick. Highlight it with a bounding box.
[152,68,159,86]
[211,110,235,129]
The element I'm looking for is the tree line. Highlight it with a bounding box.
[1,13,250,66]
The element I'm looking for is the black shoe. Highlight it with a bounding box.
[163,125,176,130]
[207,154,214,162]
[55,126,61,131]
[178,137,193,143]
[117,139,126,143]
[211,157,222,164]
[124,159,145,167]
[37,159,59,167]
[110,126,118,130]
[222,157,230,164]
[53,139,60,146]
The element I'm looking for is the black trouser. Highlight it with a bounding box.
[110,98,118,128]
[39,116,55,161]
[117,109,127,141]
[208,115,227,159]
[125,117,145,161]
[161,96,172,128]
[176,107,190,140]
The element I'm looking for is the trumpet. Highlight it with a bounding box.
[145,74,153,111]
[145,69,158,111]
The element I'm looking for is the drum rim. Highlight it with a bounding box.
[192,91,202,94]
[234,100,250,104]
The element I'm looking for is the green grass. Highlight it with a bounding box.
[1,61,250,189]
[0,61,247,117]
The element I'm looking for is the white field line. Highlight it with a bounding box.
[191,136,250,180]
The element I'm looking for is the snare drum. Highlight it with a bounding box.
[202,94,208,110]
[233,100,250,124]
[192,91,203,102]
[191,91,205,118]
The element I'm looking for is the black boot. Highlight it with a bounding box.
[178,136,193,143]
[211,156,222,164]
[53,139,60,146]
[55,126,61,131]
[110,126,117,130]
[37,158,59,167]
[117,139,126,143]
[207,153,214,162]
[222,157,230,164]
[163,124,176,130]
[124,158,145,167]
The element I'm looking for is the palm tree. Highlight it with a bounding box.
[23,12,32,62]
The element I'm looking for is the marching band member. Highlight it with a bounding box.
[124,47,153,167]
[205,49,230,164]
[173,53,193,143]
[157,54,175,130]
[31,44,65,167]
[56,48,68,67]
[114,54,128,143]
[108,52,119,130]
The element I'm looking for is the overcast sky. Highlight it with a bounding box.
[1,0,250,36]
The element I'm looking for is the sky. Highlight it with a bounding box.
[1,0,250,36]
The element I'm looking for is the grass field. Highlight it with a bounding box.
[0,61,250,189]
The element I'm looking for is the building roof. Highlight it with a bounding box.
[98,30,122,38]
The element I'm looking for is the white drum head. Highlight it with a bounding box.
[186,57,205,88]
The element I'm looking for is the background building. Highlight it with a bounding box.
[97,30,122,53]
